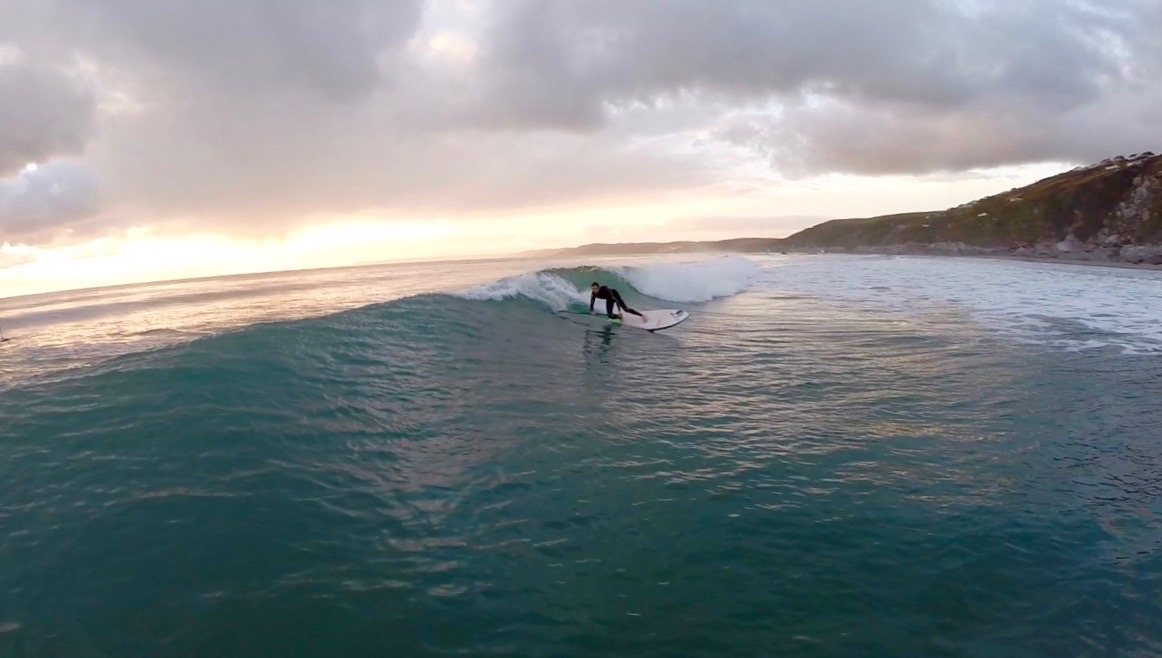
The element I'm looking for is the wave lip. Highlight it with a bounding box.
[617,255,760,303]
[455,272,587,311]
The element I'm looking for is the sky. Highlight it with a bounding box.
[1,0,1160,296]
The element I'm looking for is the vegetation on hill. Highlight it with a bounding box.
[783,153,1162,261]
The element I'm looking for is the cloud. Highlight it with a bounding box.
[0,61,97,176]
[0,243,39,269]
[53,0,426,101]
[474,1,1126,119]
[0,162,100,240]
[82,91,708,237]
[474,0,1158,172]
[0,0,1160,249]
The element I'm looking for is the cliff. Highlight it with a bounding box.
[783,152,1162,264]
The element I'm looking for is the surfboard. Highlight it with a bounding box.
[591,308,690,332]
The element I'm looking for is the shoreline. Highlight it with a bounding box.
[984,254,1162,271]
[781,247,1162,272]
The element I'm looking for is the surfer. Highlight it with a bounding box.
[590,282,644,320]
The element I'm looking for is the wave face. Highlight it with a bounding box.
[456,255,759,310]
[1,254,1161,657]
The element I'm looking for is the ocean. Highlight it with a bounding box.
[1,253,1160,657]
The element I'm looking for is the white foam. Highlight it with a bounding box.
[617,255,761,303]
[760,255,1162,353]
[456,256,761,310]
[456,272,586,311]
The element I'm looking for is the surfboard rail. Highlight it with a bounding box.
[582,308,690,332]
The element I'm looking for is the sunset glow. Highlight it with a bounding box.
[1,0,1158,296]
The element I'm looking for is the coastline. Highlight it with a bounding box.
[985,253,1162,271]
[784,242,1162,272]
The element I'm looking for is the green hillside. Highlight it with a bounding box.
[784,152,1162,254]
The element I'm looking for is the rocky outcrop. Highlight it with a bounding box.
[783,152,1162,264]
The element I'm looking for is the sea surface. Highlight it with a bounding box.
[1,253,1161,657]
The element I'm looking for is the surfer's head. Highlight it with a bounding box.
[591,282,600,291]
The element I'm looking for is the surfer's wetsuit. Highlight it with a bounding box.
[590,285,644,318]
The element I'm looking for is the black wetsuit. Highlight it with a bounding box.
[590,286,643,318]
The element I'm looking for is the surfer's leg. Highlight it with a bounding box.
[606,298,618,318]
[614,294,643,317]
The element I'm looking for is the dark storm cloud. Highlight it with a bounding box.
[0,0,1159,247]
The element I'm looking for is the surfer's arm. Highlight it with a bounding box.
[589,292,596,312]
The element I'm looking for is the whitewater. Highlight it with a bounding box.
[1,253,1160,657]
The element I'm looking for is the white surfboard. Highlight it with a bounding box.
[591,307,690,332]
